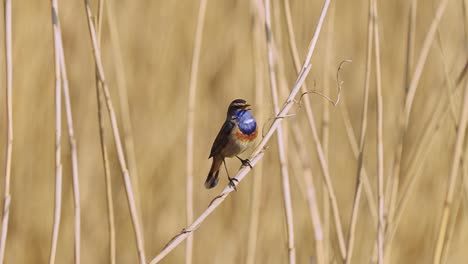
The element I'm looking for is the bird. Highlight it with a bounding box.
[205,99,258,189]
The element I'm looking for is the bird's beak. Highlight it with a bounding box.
[243,104,251,110]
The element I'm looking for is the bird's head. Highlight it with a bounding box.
[227,99,251,117]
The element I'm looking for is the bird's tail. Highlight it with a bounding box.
[205,157,223,189]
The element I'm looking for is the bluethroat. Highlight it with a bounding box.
[205,99,258,189]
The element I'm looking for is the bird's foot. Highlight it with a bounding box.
[236,156,252,169]
[228,177,239,191]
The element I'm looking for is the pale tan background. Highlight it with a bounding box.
[0,0,466,263]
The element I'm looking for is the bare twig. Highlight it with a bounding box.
[49,2,63,263]
[0,0,13,262]
[264,0,296,262]
[185,0,208,263]
[83,1,146,263]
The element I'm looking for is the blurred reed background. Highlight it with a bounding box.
[0,0,466,263]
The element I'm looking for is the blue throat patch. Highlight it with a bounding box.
[234,110,257,134]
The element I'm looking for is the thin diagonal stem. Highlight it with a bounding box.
[185,0,207,263]
[264,0,296,262]
[246,0,265,262]
[105,0,144,230]
[83,1,146,263]
[372,0,385,262]
[344,0,373,262]
[49,2,63,264]
[433,81,468,264]
[57,28,81,264]
[283,0,348,259]
[388,0,449,241]
[96,2,116,263]
[0,0,13,262]
[292,123,324,264]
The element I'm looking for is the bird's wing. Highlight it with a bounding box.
[209,120,234,158]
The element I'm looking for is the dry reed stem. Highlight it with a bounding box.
[264,0,296,262]
[104,0,144,230]
[83,1,146,263]
[49,2,63,263]
[185,0,208,263]
[321,6,334,262]
[283,0,348,259]
[437,30,459,123]
[0,0,12,262]
[344,0,373,262]
[57,28,81,264]
[433,81,468,264]
[371,0,385,263]
[149,3,331,261]
[246,1,266,262]
[95,2,116,263]
[404,0,417,89]
[292,123,324,264]
[97,85,116,264]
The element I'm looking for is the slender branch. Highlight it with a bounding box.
[49,2,63,263]
[0,0,13,262]
[185,0,208,263]
[83,1,146,263]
